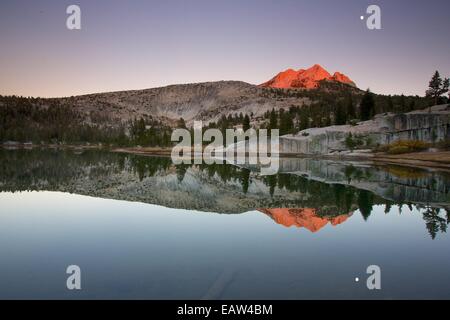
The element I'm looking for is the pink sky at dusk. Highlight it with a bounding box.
[0,0,449,98]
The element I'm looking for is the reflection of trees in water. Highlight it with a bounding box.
[270,173,359,216]
[240,169,250,194]
[358,190,374,221]
[128,155,172,181]
[176,164,188,183]
[422,207,449,239]
[0,148,173,188]
[241,172,449,239]
[0,148,118,191]
[198,162,241,183]
[0,148,448,239]
[384,201,393,214]
[264,175,277,197]
[344,165,372,183]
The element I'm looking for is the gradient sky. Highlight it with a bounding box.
[0,0,449,97]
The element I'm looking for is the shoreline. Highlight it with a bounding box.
[2,143,450,171]
[372,151,450,171]
[111,147,450,171]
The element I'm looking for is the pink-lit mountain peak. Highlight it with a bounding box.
[261,64,356,89]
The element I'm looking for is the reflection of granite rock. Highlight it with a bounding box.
[0,150,309,213]
[271,158,450,208]
[0,149,448,214]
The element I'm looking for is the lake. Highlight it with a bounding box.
[0,148,449,299]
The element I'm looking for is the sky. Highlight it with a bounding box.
[0,0,449,98]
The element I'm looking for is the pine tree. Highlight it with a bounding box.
[243,114,250,131]
[279,111,294,135]
[444,78,450,104]
[299,112,309,131]
[346,95,356,119]
[314,115,322,128]
[335,102,347,125]
[399,94,406,113]
[387,96,394,113]
[219,115,228,136]
[269,109,278,131]
[426,71,449,111]
[360,89,375,121]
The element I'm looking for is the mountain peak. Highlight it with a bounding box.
[311,63,326,70]
[260,64,356,89]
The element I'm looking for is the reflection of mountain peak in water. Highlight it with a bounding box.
[259,208,352,232]
[1,149,448,239]
[245,158,450,209]
[0,149,449,216]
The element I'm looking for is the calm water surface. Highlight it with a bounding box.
[0,149,449,299]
